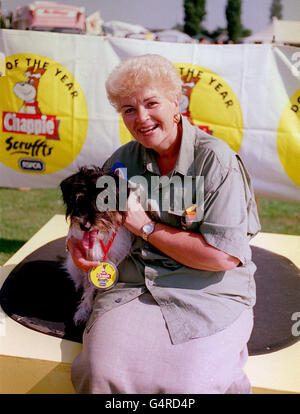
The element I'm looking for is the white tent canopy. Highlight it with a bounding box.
[85,11,103,35]
[102,20,148,37]
[155,29,197,43]
[244,17,300,45]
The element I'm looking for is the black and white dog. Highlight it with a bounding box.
[60,166,134,325]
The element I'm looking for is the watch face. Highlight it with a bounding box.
[143,222,154,234]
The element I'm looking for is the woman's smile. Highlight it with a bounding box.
[138,124,159,135]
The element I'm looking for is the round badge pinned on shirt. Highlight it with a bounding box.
[181,204,198,230]
[111,162,127,181]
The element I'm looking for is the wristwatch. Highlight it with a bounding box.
[141,221,155,241]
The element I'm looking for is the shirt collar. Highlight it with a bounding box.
[142,145,160,174]
[173,116,196,176]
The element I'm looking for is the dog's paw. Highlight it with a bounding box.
[73,279,83,292]
[73,307,92,326]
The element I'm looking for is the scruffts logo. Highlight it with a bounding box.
[174,63,244,153]
[2,64,56,172]
[0,53,88,174]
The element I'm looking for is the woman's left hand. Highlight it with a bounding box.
[123,191,151,237]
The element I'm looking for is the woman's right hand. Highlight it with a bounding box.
[67,236,101,273]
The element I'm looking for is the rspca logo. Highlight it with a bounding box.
[19,158,45,172]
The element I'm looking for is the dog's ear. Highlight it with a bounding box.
[60,176,72,203]
[59,175,80,220]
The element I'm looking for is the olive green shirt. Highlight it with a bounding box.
[86,117,261,344]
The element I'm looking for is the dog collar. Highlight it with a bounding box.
[25,101,38,106]
[88,222,120,291]
[99,222,120,260]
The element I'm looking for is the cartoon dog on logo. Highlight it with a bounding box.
[180,80,196,117]
[179,74,213,135]
[13,66,46,114]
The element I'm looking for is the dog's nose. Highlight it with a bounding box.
[80,223,91,232]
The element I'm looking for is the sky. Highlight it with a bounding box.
[1,0,300,34]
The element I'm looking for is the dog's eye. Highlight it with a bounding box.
[75,192,85,201]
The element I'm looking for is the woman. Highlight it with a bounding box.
[69,54,261,394]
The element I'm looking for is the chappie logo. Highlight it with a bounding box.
[3,66,59,140]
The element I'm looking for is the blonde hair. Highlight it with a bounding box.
[105,54,182,112]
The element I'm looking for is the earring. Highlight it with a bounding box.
[173,113,181,124]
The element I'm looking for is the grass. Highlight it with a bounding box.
[0,187,65,265]
[0,188,299,266]
[258,198,300,236]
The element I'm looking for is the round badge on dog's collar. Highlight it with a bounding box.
[88,261,119,290]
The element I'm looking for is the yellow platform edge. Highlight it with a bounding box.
[0,215,299,394]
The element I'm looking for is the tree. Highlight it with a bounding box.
[225,0,242,43]
[270,0,283,21]
[184,0,206,37]
[0,16,6,28]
